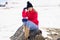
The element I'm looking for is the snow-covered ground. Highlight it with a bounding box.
[0,0,60,40]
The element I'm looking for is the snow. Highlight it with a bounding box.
[0,0,60,40]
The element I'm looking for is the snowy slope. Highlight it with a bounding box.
[0,0,60,40]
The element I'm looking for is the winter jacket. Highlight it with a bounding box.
[22,9,39,25]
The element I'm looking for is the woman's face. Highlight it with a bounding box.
[27,7,33,11]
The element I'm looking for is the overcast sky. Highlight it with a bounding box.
[0,0,8,3]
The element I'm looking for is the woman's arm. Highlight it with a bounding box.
[22,9,28,19]
[22,10,27,17]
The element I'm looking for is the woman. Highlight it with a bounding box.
[22,1,39,40]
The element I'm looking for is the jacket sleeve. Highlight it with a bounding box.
[22,10,27,18]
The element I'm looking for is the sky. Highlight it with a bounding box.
[0,0,7,3]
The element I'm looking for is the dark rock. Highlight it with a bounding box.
[57,38,60,40]
[0,5,5,7]
[10,26,25,40]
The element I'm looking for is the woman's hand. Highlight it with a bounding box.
[23,7,27,10]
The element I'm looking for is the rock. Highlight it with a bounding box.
[10,26,25,40]
[57,38,60,40]
[35,35,45,40]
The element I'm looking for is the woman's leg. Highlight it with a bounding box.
[23,21,38,40]
[25,20,38,30]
